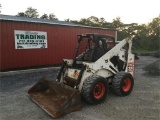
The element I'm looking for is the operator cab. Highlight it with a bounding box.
[73,33,115,67]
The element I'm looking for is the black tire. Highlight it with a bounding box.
[112,71,134,96]
[81,75,109,104]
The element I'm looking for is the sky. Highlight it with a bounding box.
[0,0,160,24]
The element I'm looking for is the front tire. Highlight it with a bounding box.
[82,75,109,104]
[112,71,134,96]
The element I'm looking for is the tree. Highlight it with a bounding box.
[49,13,58,20]
[146,16,160,50]
[67,15,159,51]
[99,17,107,26]
[87,16,99,26]
[70,16,109,28]
[17,7,39,18]
[16,12,26,17]
[40,14,48,19]
[25,7,39,18]
[131,16,160,51]
[65,18,70,22]
[111,17,123,30]
[16,8,59,21]
[78,18,90,26]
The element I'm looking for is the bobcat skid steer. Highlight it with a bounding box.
[28,33,135,118]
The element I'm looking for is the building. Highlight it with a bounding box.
[0,15,117,71]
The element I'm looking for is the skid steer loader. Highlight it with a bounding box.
[28,33,135,118]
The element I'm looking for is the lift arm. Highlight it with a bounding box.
[83,37,134,74]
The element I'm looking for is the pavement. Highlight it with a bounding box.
[0,56,160,120]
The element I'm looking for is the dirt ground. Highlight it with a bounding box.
[0,56,160,120]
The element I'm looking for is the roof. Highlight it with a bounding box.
[0,14,116,30]
[78,33,115,38]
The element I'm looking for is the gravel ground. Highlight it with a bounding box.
[0,56,160,120]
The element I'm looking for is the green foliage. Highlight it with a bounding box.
[40,14,48,19]
[111,17,124,29]
[16,7,159,51]
[69,16,159,51]
[25,7,39,18]
[40,13,58,20]
[64,18,70,22]
[17,12,27,17]
[16,7,58,20]
[70,16,111,28]
[133,16,160,51]
[48,13,58,20]
[17,7,39,18]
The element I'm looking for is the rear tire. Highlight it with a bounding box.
[112,71,134,96]
[82,75,109,104]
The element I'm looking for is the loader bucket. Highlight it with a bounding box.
[28,77,82,118]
